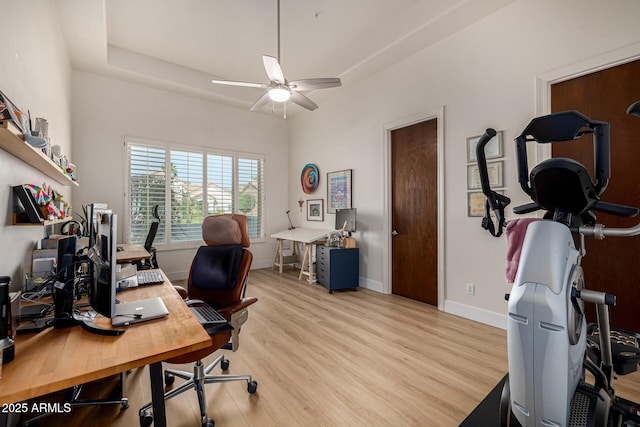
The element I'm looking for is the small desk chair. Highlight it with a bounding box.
[139,214,258,427]
[137,204,160,270]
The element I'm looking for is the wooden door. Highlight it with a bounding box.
[551,59,640,331]
[391,119,438,305]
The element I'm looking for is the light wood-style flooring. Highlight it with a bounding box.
[30,268,640,426]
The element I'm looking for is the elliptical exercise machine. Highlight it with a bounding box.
[476,101,640,427]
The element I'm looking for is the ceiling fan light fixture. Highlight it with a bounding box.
[268,86,290,102]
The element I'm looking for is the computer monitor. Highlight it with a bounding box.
[335,208,356,235]
[52,235,77,327]
[87,202,109,248]
[88,212,118,318]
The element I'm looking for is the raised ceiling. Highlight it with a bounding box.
[55,0,513,114]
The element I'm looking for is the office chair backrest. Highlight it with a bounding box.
[143,205,160,251]
[187,214,253,307]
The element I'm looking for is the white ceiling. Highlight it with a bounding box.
[55,0,513,115]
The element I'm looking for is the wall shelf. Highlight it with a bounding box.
[12,214,73,227]
[0,121,78,187]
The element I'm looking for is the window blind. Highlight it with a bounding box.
[170,149,204,243]
[238,156,265,239]
[127,144,167,245]
[125,138,266,246]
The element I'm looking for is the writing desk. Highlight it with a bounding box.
[271,228,329,283]
[116,243,151,264]
[0,270,211,427]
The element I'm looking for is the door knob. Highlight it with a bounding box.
[391,230,399,236]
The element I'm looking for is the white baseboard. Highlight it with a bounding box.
[359,277,384,293]
[444,300,507,330]
[252,259,274,270]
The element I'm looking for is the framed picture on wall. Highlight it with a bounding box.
[467,131,503,162]
[327,169,352,214]
[467,161,504,190]
[468,190,505,217]
[307,199,324,221]
[467,192,485,217]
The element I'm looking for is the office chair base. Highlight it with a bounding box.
[138,355,257,427]
[24,372,129,426]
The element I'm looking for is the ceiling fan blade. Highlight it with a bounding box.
[262,55,286,84]
[289,78,342,92]
[249,92,271,111]
[211,79,268,88]
[290,92,318,111]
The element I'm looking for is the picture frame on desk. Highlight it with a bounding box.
[307,199,324,221]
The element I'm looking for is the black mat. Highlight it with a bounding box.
[459,375,507,427]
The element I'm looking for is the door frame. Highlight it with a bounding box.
[382,106,445,310]
[535,42,640,162]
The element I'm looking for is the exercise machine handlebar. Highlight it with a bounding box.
[475,128,511,237]
[579,222,640,240]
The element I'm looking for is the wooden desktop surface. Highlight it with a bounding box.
[270,227,330,243]
[0,271,211,406]
[116,243,151,263]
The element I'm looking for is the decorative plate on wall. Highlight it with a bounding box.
[301,163,320,194]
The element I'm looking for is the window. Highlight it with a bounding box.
[125,137,265,248]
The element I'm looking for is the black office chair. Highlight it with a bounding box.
[139,214,258,427]
[137,205,160,270]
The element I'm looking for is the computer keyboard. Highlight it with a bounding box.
[190,305,227,324]
[137,270,164,285]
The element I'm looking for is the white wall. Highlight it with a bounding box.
[287,0,640,327]
[2,0,640,329]
[0,1,72,291]
[71,71,288,280]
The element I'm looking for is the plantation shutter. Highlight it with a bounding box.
[126,137,266,245]
[238,156,265,238]
[170,149,204,243]
[127,144,167,244]
[206,153,234,215]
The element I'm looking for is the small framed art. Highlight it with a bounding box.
[467,192,485,217]
[467,161,504,190]
[307,199,324,221]
[467,131,503,163]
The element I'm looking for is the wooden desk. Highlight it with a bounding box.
[0,271,211,427]
[271,228,330,283]
[116,243,151,264]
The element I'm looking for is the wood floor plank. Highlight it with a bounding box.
[20,268,640,426]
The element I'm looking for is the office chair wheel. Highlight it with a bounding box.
[248,380,258,394]
[203,419,215,427]
[164,371,175,387]
[140,411,153,427]
[220,358,230,370]
[121,398,130,410]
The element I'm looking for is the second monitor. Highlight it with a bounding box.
[335,208,356,236]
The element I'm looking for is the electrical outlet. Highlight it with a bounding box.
[466,283,475,296]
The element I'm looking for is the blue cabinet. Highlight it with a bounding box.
[316,245,359,293]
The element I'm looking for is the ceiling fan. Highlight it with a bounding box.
[210,0,341,114]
